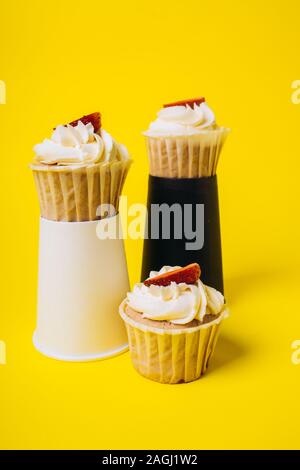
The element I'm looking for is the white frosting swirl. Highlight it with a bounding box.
[144,102,216,137]
[127,266,224,325]
[33,121,129,166]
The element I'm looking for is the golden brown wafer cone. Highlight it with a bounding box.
[30,160,132,222]
[146,128,229,178]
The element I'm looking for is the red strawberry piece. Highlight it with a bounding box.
[68,112,101,132]
[144,263,201,287]
[163,97,205,108]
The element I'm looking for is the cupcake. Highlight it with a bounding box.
[143,97,229,178]
[30,112,132,221]
[119,263,228,384]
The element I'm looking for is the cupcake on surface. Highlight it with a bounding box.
[144,98,229,178]
[31,112,131,221]
[119,263,228,384]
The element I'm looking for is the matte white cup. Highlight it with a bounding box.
[33,215,129,361]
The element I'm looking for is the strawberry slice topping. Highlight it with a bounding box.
[144,263,201,287]
[68,112,101,132]
[163,97,205,108]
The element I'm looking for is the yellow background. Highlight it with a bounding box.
[0,0,300,450]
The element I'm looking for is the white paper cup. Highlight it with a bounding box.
[33,215,129,361]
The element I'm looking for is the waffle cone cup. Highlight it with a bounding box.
[30,159,132,222]
[119,300,228,384]
[146,128,229,178]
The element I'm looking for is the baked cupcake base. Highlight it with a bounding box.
[146,128,229,178]
[119,301,228,384]
[30,159,132,222]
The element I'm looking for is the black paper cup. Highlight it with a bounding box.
[141,175,224,294]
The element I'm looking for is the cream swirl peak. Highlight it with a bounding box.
[144,101,217,137]
[127,266,225,325]
[33,119,129,166]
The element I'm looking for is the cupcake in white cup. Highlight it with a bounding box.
[31,112,131,221]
